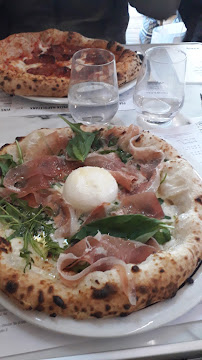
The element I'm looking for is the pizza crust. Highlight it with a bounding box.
[0,29,142,97]
[0,127,201,319]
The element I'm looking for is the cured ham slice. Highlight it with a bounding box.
[118,192,164,219]
[57,234,160,304]
[19,128,71,162]
[33,189,78,237]
[85,152,146,192]
[3,156,79,197]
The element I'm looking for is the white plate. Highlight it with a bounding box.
[0,264,201,338]
[19,79,137,105]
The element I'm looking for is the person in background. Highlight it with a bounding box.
[0,0,181,43]
[179,0,202,42]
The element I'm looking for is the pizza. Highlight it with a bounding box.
[0,120,201,320]
[0,28,142,98]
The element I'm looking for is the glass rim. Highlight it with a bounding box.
[145,46,187,64]
[72,47,115,67]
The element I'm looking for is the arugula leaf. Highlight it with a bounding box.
[59,115,96,162]
[0,154,17,185]
[72,214,172,245]
[0,196,65,271]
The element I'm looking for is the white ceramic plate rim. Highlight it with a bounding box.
[0,265,201,338]
[19,78,137,105]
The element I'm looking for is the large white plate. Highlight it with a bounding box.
[19,78,137,105]
[0,264,201,338]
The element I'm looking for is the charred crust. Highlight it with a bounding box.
[138,286,147,295]
[107,41,115,49]
[38,290,44,303]
[159,268,165,273]
[15,136,25,142]
[105,304,111,311]
[0,143,10,151]
[117,72,122,80]
[135,136,141,142]
[95,280,100,284]
[0,237,12,253]
[92,283,117,300]
[74,305,79,312]
[4,76,11,81]
[16,84,21,89]
[48,285,54,294]
[53,295,66,309]
[116,45,123,52]
[123,304,131,310]
[91,311,103,318]
[186,277,194,284]
[32,79,38,82]
[27,285,34,293]
[50,313,57,317]
[195,196,202,205]
[35,304,44,312]
[81,308,87,312]
[195,237,200,242]
[0,81,4,86]
[120,312,130,317]
[5,280,18,294]
[131,265,140,273]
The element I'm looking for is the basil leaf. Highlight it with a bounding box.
[72,214,172,245]
[59,115,96,162]
[153,227,171,244]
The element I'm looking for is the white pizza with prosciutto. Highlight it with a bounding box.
[0,119,201,319]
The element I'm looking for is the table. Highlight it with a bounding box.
[0,43,201,360]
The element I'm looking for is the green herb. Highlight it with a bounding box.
[153,227,171,244]
[69,261,89,273]
[160,173,167,185]
[0,196,64,272]
[99,148,132,164]
[164,215,171,220]
[158,198,164,205]
[71,214,172,245]
[116,148,132,164]
[59,115,96,162]
[91,132,104,151]
[0,154,17,185]
[108,136,118,147]
[164,158,169,162]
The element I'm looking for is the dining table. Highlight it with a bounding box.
[0,42,201,360]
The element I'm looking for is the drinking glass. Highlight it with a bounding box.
[68,48,119,124]
[133,46,187,124]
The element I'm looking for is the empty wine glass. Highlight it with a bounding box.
[133,46,187,125]
[68,48,119,124]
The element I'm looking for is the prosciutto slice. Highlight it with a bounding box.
[85,152,147,192]
[117,192,164,219]
[20,130,70,162]
[31,188,78,238]
[57,234,160,304]
[3,156,80,197]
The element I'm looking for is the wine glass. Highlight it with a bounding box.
[133,46,187,125]
[68,48,119,125]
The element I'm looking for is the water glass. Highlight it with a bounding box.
[133,46,187,124]
[68,48,119,124]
